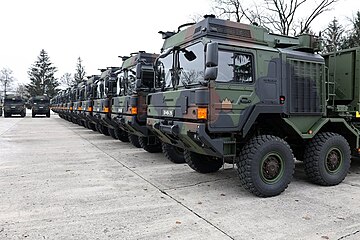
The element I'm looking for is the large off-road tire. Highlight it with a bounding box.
[102,126,110,136]
[128,134,141,148]
[90,122,97,132]
[46,112,50,118]
[32,111,35,118]
[21,110,26,118]
[237,135,295,197]
[96,124,103,134]
[108,128,118,139]
[138,137,162,153]
[162,143,185,163]
[303,132,351,186]
[115,128,129,142]
[184,150,223,173]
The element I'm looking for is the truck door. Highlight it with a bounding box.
[209,49,257,131]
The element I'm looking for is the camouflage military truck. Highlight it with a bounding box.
[92,67,120,137]
[72,81,86,125]
[111,51,168,153]
[3,94,26,118]
[30,95,50,117]
[66,87,77,123]
[146,15,360,197]
[81,75,100,131]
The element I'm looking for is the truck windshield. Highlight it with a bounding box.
[117,71,125,96]
[96,80,105,99]
[157,42,204,90]
[33,99,49,104]
[124,67,136,95]
[5,99,23,104]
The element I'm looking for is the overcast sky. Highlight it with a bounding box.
[0,0,358,86]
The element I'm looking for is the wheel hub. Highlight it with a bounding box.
[326,149,342,172]
[262,155,281,181]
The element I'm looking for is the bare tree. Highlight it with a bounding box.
[15,83,29,98]
[60,72,76,89]
[212,0,338,36]
[213,0,245,22]
[0,68,15,96]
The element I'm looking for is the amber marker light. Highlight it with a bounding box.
[70,106,73,111]
[131,107,138,115]
[197,107,207,120]
[104,107,110,113]
[88,106,93,112]
[78,107,82,111]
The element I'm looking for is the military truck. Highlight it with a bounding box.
[29,95,50,117]
[92,67,120,137]
[146,15,360,197]
[72,81,86,125]
[3,95,26,118]
[81,75,100,131]
[111,51,165,152]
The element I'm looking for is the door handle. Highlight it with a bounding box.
[240,97,251,104]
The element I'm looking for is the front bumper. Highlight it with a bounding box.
[147,118,235,158]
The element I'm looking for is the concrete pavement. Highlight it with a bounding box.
[1,112,360,240]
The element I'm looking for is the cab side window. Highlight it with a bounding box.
[216,51,254,83]
[234,53,253,83]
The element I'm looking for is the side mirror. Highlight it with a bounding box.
[205,42,218,80]
[135,79,142,88]
[136,64,142,79]
[204,67,218,81]
[206,42,218,67]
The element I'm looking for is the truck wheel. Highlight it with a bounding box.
[184,150,223,173]
[162,143,185,163]
[108,128,118,139]
[32,112,35,118]
[139,137,162,153]
[128,134,141,148]
[46,112,50,118]
[237,135,295,197]
[115,129,129,142]
[89,122,97,132]
[102,126,110,136]
[96,124,103,134]
[21,110,26,118]
[303,132,351,186]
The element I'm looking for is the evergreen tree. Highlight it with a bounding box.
[74,57,86,83]
[26,49,59,98]
[342,11,360,49]
[323,17,344,53]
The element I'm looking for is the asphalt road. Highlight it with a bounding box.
[1,111,360,240]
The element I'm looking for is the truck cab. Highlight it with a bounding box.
[30,95,50,117]
[3,95,26,118]
[81,75,100,131]
[92,67,120,137]
[111,51,169,153]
